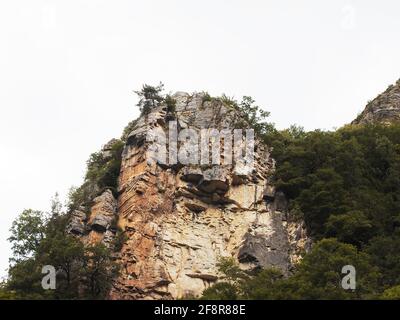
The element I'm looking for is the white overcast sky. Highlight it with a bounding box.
[1,0,400,277]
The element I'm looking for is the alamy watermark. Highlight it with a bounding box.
[41,265,56,290]
[146,121,255,175]
[341,4,356,30]
[341,265,356,290]
[40,263,357,291]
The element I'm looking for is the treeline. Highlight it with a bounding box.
[0,129,127,299]
[0,196,118,300]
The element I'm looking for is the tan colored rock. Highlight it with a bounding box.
[68,189,118,248]
[70,92,310,300]
[66,210,87,235]
[353,79,400,125]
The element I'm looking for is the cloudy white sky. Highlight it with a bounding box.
[1,0,400,277]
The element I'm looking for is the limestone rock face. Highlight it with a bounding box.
[100,92,311,300]
[67,92,310,299]
[67,189,118,247]
[89,190,117,233]
[353,79,400,125]
[67,210,87,236]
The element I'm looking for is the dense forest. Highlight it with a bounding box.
[203,122,400,300]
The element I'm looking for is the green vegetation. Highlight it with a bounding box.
[68,139,124,212]
[203,239,380,300]
[201,92,213,105]
[2,131,125,299]
[8,209,47,262]
[121,119,138,141]
[135,82,165,115]
[236,96,274,137]
[1,117,126,300]
[202,120,400,299]
[218,94,276,141]
[4,84,400,300]
[3,200,118,300]
[271,124,400,247]
[85,140,124,191]
[165,94,177,113]
[112,228,128,252]
[220,94,236,107]
[381,285,400,300]
[0,132,124,299]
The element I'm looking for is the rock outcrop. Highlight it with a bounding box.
[67,189,118,247]
[69,91,311,299]
[353,79,400,125]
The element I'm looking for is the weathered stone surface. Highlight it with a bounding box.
[89,190,117,228]
[180,167,203,183]
[184,201,207,213]
[68,189,118,247]
[263,185,275,201]
[353,79,400,125]
[107,92,311,300]
[273,191,288,213]
[287,220,312,267]
[102,138,120,159]
[238,211,290,273]
[70,91,310,300]
[67,210,87,235]
[198,166,230,194]
[91,215,113,232]
[186,273,219,281]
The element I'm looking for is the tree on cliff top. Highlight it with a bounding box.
[135,82,165,115]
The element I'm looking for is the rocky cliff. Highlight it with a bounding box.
[353,79,400,125]
[68,92,310,299]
